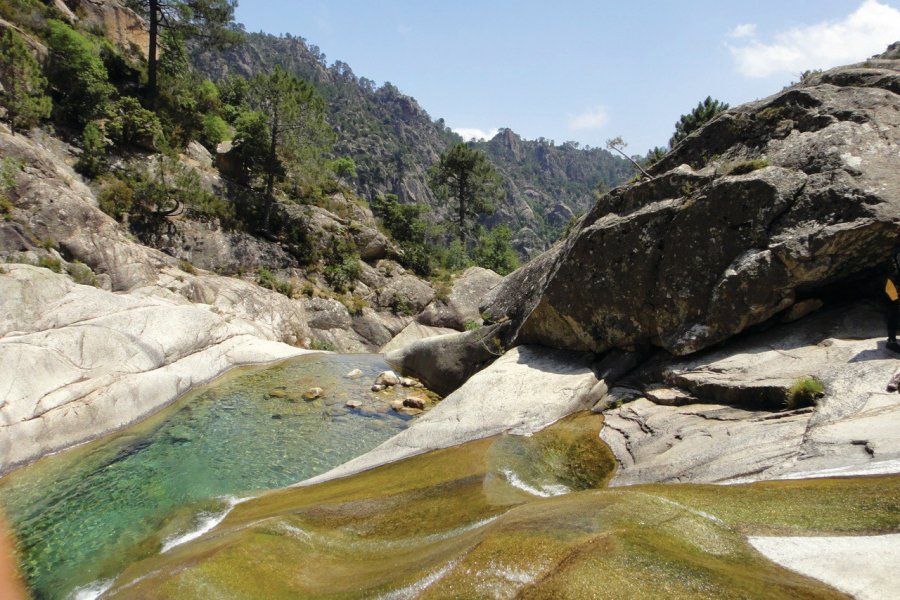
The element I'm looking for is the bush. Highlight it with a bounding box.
[37,254,62,272]
[45,20,113,126]
[390,293,414,316]
[309,339,337,352]
[106,97,165,151]
[472,225,519,275]
[200,113,230,151]
[257,267,294,297]
[75,121,109,177]
[785,377,825,409]
[323,237,361,293]
[97,177,133,221]
[0,28,51,133]
[65,260,97,286]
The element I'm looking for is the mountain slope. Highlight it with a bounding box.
[190,32,631,256]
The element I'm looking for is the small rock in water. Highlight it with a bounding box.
[345,368,364,379]
[346,399,363,409]
[403,396,426,410]
[400,377,418,387]
[374,370,400,387]
[271,414,283,420]
[390,399,404,411]
[303,387,324,401]
[371,384,386,392]
[268,388,287,398]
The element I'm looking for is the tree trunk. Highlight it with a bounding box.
[262,108,279,232]
[148,0,159,101]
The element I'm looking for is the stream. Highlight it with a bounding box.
[0,353,411,600]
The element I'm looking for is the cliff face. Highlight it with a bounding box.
[484,51,900,356]
[190,33,630,255]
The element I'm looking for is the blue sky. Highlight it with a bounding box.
[235,1,900,153]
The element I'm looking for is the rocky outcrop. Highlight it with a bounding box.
[301,345,602,485]
[0,264,311,474]
[384,322,516,396]
[416,266,501,330]
[72,0,149,59]
[484,55,900,357]
[599,302,900,485]
[379,321,457,353]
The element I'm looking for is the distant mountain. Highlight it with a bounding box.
[191,32,631,256]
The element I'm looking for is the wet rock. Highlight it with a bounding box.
[268,389,287,399]
[303,387,324,401]
[371,384,386,393]
[400,377,418,387]
[374,370,400,387]
[345,369,364,379]
[390,399,404,411]
[403,397,426,410]
[345,399,363,409]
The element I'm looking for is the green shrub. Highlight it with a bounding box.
[200,113,231,150]
[75,121,109,177]
[722,158,770,176]
[785,377,825,409]
[309,339,337,352]
[106,96,164,151]
[463,319,480,331]
[472,225,519,275]
[45,20,113,126]
[329,156,357,179]
[0,28,51,133]
[390,293,415,316]
[65,260,97,286]
[37,254,62,272]
[339,293,368,316]
[257,267,294,297]
[323,237,361,293]
[178,259,198,275]
[97,177,133,221]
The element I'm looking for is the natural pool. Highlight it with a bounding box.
[0,353,411,600]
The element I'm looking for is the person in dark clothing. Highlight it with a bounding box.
[886,243,900,353]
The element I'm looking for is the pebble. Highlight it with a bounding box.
[303,387,324,401]
[375,370,400,387]
[403,397,426,410]
[345,369,364,379]
[345,399,363,409]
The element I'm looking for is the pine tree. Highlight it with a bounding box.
[0,29,51,133]
[233,66,331,231]
[124,0,240,99]
[669,96,729,147]
[429,143,503,243]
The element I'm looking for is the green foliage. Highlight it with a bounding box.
[0,28,51,132]
[65,260,97,286]
[233,65,333,228]
[329,156,357,179]
[338,293,368,316]
[106,96,164,150]
[389,293,414,316]
[370,194,435,276]
[437,239,472,272]
[323,237,361,293]
[429,143,502,243]
[785,377,825,409]
[670,96,729,147]
[37,254,62,273]
[643,146,668,167]
[178,259,198,275]
[45,20,113,126]
[76,121,110,178]
[1,156,22,220]
[309,339,337,352]
[463,319,480,331]
[200,113,230,150]
[257,267,294,297]
[722,158,770,175]
[97,176,134,221]
[471,225,519,275]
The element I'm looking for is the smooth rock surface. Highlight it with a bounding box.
[379,321,457,354]
[749,534,900,600]
[300,345,600,485]
[0,265,311,474]
[601,302,900,485]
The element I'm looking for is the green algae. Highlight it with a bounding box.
[100,412,886,599]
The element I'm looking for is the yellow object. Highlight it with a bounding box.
[887,279,899,301]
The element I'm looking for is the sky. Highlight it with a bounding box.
[235,1,900,153]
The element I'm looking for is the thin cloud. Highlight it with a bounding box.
[453,127,499,141]
[569,107,609,130]
[729,23,757,39]
[730,0,900,78]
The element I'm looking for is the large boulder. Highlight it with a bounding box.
[484,55,900,357]
[380,321,458,354]
[417,266,502,330]
[384,322,516,396]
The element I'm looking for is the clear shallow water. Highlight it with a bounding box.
[0,353,411,600]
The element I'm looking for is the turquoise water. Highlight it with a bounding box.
[0,353,412,600]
